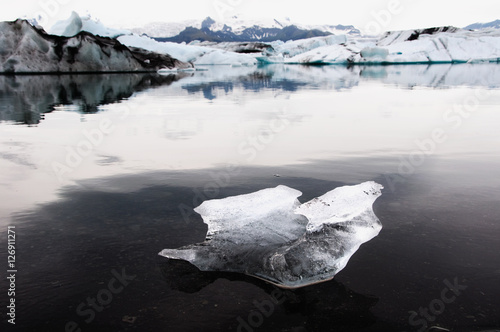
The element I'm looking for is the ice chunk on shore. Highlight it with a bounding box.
[159,181,383,288]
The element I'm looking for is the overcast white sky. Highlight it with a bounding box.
[1,0,499,33]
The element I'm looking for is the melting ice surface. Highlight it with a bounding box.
[159,181,383,288]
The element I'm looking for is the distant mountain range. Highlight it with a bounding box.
[465,19,500,30]
[130,16,500,44]
[131,16,361,43]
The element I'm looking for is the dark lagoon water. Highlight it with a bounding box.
[1,64,500,332]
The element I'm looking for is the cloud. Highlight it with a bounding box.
[0,0,498,31]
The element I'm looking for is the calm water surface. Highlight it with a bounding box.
[1,64,500,332]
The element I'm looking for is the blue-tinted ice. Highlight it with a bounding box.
[159,181,383,288]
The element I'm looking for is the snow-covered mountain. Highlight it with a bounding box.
[131,16,360,42]
[465,19,500,30]
[131,16,292,38]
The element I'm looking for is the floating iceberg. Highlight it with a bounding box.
[259,26,500,65]
[271,35,348,58]
[380,27,500,63]
[159,181,383,289]
[0,19,192,73]
[118,34,258,66]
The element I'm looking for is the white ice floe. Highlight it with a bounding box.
[159,181,383,288]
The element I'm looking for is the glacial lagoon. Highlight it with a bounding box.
[1,63,500,331]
